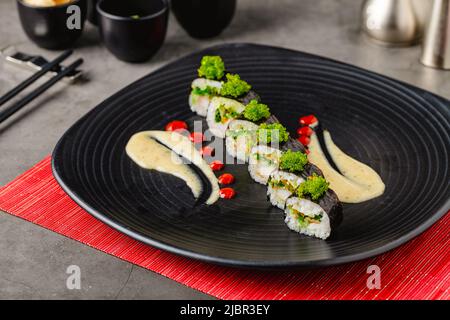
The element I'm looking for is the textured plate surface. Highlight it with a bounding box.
[52,44,450,268]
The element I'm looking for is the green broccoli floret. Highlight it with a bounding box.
[257,123,289,144]
[220,74,251,98]
[279,150,308,173]
[192,86,219,96]
[243,100,271,122]
[197,56,225,80]
[296,174,329,201]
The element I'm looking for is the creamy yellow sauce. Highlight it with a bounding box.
[308,130,385,203]
[126,131,220,205]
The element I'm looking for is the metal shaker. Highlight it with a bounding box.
[361,0,422,46]
[420,0,450,69]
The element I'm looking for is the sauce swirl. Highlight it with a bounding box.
[126,131,220,205]
[308,130,385,203]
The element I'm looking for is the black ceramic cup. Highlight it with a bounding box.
[97,0,168,63]
[17,0,87,50]
[86,0,98,25]
[171,0,236,39]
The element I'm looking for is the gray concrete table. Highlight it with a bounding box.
[0,0,448,299]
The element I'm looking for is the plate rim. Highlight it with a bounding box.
[51,42,450,268]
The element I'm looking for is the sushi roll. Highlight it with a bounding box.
[189,78,223,116]
[206,97,245,138]
[283,174,343,240]
[267,170,304,209]
[248,145,282,184]
[225,120,259,162]
[284,197,332,240]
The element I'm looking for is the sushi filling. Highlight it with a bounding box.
[267,171,304,209]
[286,205,322,227]
[268,177,298,193]
[248,146,282,185]
[189,79,223,116]
[214,104,240,123]
[207,97,245,138]
[225,120,258,162]
[284,198,331,240]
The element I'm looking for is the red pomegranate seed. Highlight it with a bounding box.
[200,146,215,157]
[298,135,311,146]
[297,126,313,136]
[189,132,204,143]
[299,114,318,126]
[218,173,235,185]
[209,160,224,171]
[219,187,236,199]
[165,120,188,132]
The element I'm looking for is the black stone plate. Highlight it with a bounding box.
[52,44,450,268]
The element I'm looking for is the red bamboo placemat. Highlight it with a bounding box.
[0,156,448,300]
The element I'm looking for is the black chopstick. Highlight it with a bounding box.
[0,49,73,107]
[0,58,83,124]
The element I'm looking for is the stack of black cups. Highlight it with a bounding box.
[16,0,237,63]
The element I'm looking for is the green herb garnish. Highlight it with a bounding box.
[257,123,289,144]
[198,56,225,80]
[243,100,270,122]
[220,73,251,98]
[279,150,308,173]
[192,86,218,96]
[130,15,140,19]
[296,174,329,201]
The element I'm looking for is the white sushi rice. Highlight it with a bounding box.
[189,92,211,116]
[248,145,282,185]
[267,170,304,209]
[225,120,259,163]
[189,78,223,117]
[284,197,331,240]
[191,78,223,91]
[206,97,245,138]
